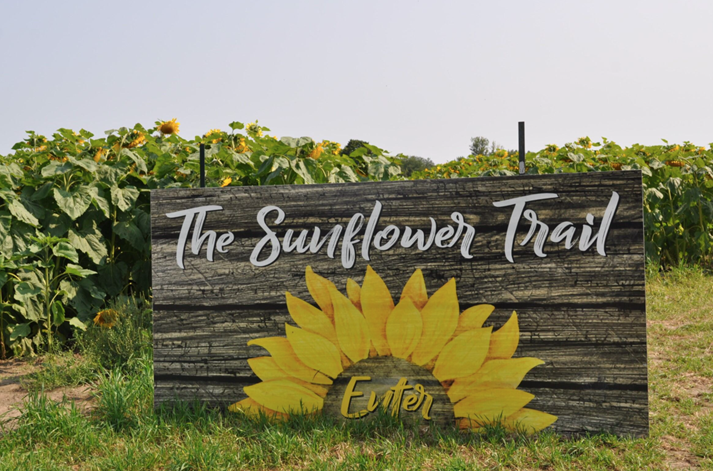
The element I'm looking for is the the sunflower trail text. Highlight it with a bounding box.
[165,192,620,269]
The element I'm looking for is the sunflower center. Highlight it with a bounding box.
[322,357,454,426]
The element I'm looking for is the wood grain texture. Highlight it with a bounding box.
[151,171,648,437]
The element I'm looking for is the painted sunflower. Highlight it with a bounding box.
[229,266,557,434]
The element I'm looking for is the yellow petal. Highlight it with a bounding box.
[330,285,371,363]
[447,357,544,403]
[244,379,323,414]
[346,278,362,311]
[487,311,520,359]
[247,356,289,382]
[247,337,332,385]
[411,278,459,366]
[453,389,534,423]
[400,269,428,310]
[385,298,422,359]
[504,408,558,434]
[247,357,329,397]
[359,266,393,356]
[227,397,287,420]
[433,327,492,382]
[285,291,338,347]
[454,304,494,336]
[285,324,343,379]
[306,266,337,321]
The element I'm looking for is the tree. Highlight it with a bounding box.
[469,136,490,156]
[469,136,516,157]
[340,139,371,157]
[399,156,435,177]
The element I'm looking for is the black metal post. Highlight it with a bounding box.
[518,121,525,175]
[199,143,206,188]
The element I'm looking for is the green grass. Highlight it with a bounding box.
[0,270,711,470]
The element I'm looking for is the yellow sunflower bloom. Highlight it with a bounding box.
[127,132,146,149]
[93,148,105,163]
[221,176,232,187]
[246,122,263,137]
[158,118,180,135]
[230,266,556,434]
[308,144,323,159]
[93,309,119,329]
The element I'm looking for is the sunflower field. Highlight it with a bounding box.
[0,120,401,357]
[0,123,711,357]
[413,137,713,271]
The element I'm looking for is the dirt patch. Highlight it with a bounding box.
[0,359,96,431]
[660,435,701,470]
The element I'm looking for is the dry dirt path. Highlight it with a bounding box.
[0,359,95,430]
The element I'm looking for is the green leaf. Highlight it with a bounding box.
[9,323,31,341]
[68,226,107,265]
[51,301,65,326]
[53,187,93,220]
[71,158,98,173]
[98,262,128,297]
[111,185,140,212]
[120,149,148,174]
[43,212,72,238]
[291,160,315,184]
[59,279,78,302]
[256,156,274,177]
[350,147,368,158]
[229,121,244,130]
[113,219,144,251]
[65,263,97,278]
[7,199,40,227]
[132,208,150,235]
[0,166,17,189]
[14,281,41,299]
[31,182,54,201]
[0,271,6,289]
[41,161,73,177]
[68,317,87,331]
[53,241,79,263]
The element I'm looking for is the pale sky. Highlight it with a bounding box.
[1,1,712,163]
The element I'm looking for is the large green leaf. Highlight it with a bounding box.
[120,149,148,174]
[65,263,97,278]
[41,161,73,177]
[68,226,107,265]
[51,301,65,326]
[71,158,98,173]
[8,199,39,227]
[31,182,54,201]
[110,185,139,212]
[0,166,17,189]
[98,262,128,297]
[53,241,79,263]
[9,323,31,341]
[130,259,151,292]
[132,208,150,236]
[14,281,41,299]
[53,187,92,220]
[43,212,72,238]
[68,317,87,331]
[113,219,144,251]
[86,187,111,219]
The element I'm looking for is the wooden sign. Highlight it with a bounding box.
[151,171,648,437]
